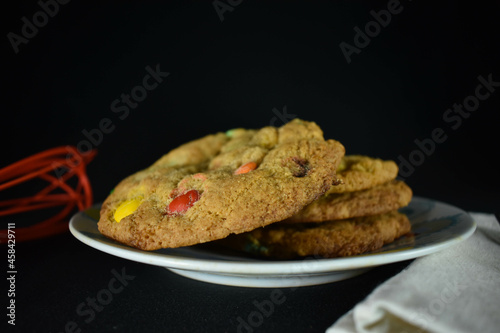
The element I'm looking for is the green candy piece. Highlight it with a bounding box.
[244,236,269,255]
[225,129,237,137]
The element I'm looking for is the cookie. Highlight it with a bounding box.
[97,119,345,250]
[283,180,412,223]
[219,211,411,259]
[327,155,398,193]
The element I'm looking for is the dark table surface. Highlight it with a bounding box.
[2,1,499,332]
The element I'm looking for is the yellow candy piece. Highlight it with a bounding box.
[114,198,142,222]
[337,159,347,172]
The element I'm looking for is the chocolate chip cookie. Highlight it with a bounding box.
[97,119,345,250]
[219,210,411,259]
[284,180,412,223]
[328,155,398,193]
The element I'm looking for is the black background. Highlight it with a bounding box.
[2,1,499,332]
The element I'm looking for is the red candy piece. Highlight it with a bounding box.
[168,190,200,215]
[234,162,257,175]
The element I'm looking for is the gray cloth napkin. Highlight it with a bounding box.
[327,213,500,333]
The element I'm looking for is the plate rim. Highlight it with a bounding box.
[69,196,476,275]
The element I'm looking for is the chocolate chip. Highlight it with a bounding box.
[283,157,310,177]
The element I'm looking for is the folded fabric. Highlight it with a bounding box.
[327,213,500,333]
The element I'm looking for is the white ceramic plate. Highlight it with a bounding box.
[69,197,476,288]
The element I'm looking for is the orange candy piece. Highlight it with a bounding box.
[234,162,257,175]
[168,190,200,215]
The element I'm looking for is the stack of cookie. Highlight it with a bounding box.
[97,119,412,259]
[220,155,412,259]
